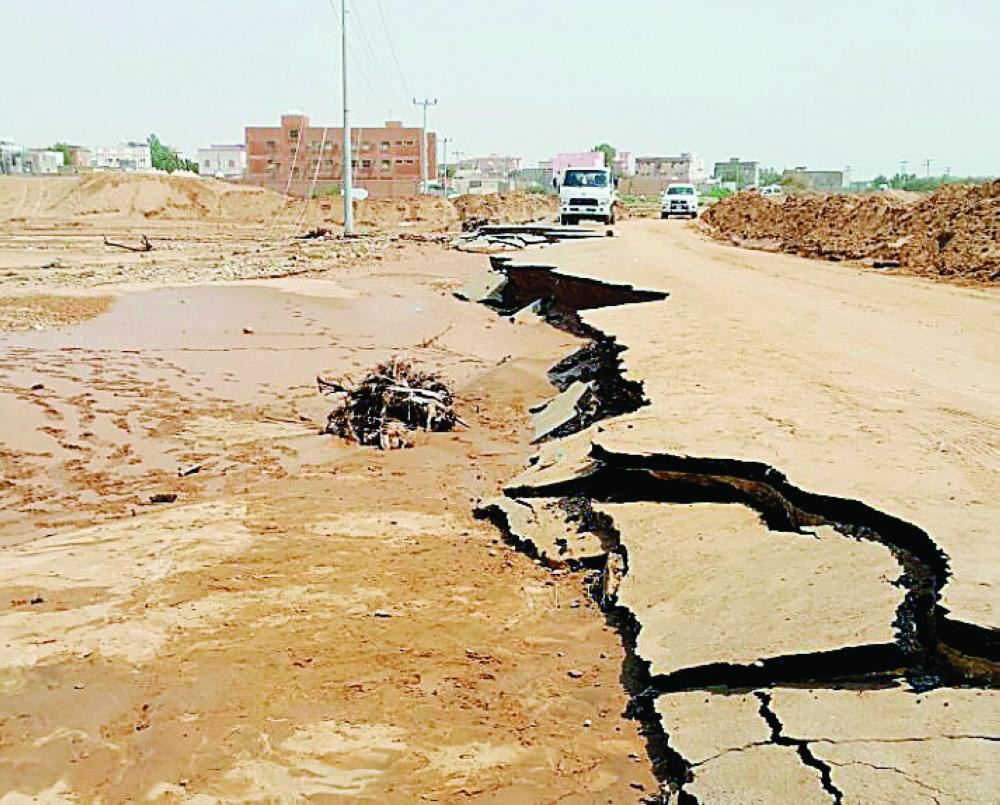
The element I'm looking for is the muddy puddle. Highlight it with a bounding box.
[0,267,536,542]
[0,252,659,801]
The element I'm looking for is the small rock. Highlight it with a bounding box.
[629,781,645,791]
[567,669,583,679]
[569,600,580,608]
[582,719,592,728]
[372,609,393,618]
[74,683,85,690]
[242,326,254,335]
[30,383,44,391]
[149,493,178,504]
[628,752,641,761]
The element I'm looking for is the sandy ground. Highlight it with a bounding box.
[3,198,997,801]
[0,233,659,801]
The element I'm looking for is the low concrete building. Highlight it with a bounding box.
[65,145,92,170]
[783,167,845,192]
[451,169,506,195]
[198,144,246,178]
[23,149,65,174]
[636,152,705,184]
[457,153,521,179]
[0,139,25,174]
[92,142,152,171]
[713,157,760,189]
[511,166,553,192]
[613,151,636,177]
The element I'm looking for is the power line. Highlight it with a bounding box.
[326,0,393,114]
[413,97,437,193]
[373,0,413,99]
[347,0,405,109]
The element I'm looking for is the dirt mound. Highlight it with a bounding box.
[0,173,297,223]
[317,191,555,231]
[452,192,556,225]
[702,183,1000,283]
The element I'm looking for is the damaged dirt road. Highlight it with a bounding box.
[1,200,997,802]
[470,219,999,802]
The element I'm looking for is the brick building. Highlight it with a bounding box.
[245,113,436,199]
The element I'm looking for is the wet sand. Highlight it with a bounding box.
[0,248,658,801]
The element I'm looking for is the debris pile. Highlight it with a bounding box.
[453,223,607,254]
[702,181,1000,283]
[318,357,460,449]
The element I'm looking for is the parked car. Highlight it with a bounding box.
[660,183,699,219]
[760,184,783,197]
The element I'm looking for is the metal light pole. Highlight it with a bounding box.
[413,98,438,194]
[441,136,451,197]
[341,0,353,235]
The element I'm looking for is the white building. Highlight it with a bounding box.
[451,168,507,195]
[0,138,25,174]
[92,141,152,171]
[636,152,706,184]
[197,144,246,178]
[23,149,65,174]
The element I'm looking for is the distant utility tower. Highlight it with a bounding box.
[413,98,438,194]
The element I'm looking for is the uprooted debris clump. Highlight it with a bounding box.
[318,357,460,449]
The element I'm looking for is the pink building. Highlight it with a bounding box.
[551,151,604,185]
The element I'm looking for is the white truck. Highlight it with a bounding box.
[660,183,699,219]
[559,167,617,226]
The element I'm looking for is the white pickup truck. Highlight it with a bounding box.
[660,183,699,219]
[559,167,617,226]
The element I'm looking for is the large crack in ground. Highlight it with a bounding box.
[467,249,998,801]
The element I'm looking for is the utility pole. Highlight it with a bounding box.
[844,164,851,190]
[924,158,932,177]
[413,97,438,194]
[341,0,353,235]
[441,137,451,197]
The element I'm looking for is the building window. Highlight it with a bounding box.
[266,141,276,151]
[381,160,391,170]
[380,141,390,153]
[362,159,372,168]
[228,160,235,168]
[289,129,299,140]
[203,160,211,167]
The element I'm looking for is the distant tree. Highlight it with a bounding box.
[759,167,781,185]
[148,133,199,173]
[50,142,74,169]
[779,171,812,192]
[871,174,890,188]
[592,143,617,171]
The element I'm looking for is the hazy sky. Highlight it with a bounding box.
[3,0,997,178]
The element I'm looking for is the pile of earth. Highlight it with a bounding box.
[317,191,556,231]
[701,182,1000,283]
[0,173,557,232]
[452,192,556,225]
[0,173,297,222]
